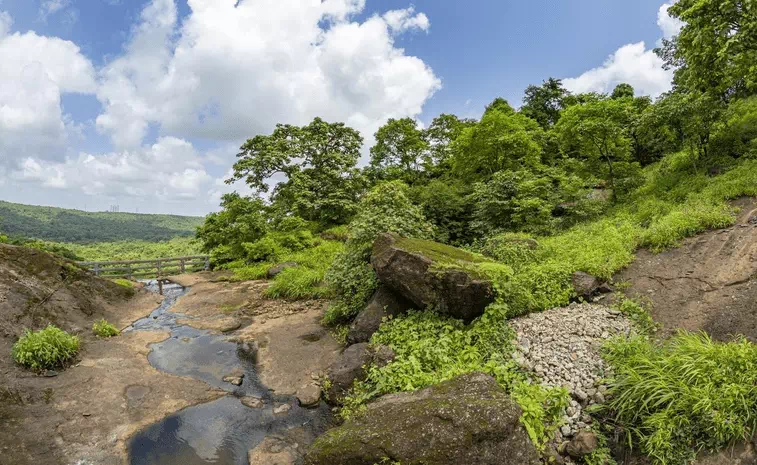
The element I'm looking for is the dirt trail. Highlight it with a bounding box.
[619,197,757,341]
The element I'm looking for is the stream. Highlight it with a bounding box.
[125,281,332,465]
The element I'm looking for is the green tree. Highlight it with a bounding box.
[196,193,269,260]
[657,0,757,99]
[521,78,571,129]
[422,114,476,175]
[453,100,544,182]
[369,118,429,184]
[229,117,364,225]
[555,98,639,198]
[611,83,636,99]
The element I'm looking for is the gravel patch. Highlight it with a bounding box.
[510,302,632,439]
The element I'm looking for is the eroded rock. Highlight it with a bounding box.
[565,430,599,459]
[305,372,539,465]
[241,396,264,409]
[370,232,495,322]
[296,385,322,408]
[572,271,607,300]
[248,436,299,465]
[346,285,413,345]
[325,343,396,405]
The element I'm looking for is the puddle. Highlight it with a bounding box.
[126,280,332,464]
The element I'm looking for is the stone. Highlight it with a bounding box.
[266,262,298,279]
[296,385,322,408]
[237,340,258,363]
[248,436,299,465]
[305,373,540,465]
[273,403,292,415]
[324,343,373,405]
[372,344,395,369]
[241,396,264,409]
[223,376,244,386]
[371,232,496,322]
[346,286,413,345]
[565,431,599,459]
[571,272,605,300]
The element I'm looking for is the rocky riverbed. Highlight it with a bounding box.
[510,302,633,439]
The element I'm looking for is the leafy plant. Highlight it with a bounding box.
[92,319,120,338]
[12,325,80,371]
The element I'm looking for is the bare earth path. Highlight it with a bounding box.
[619,197,757,342]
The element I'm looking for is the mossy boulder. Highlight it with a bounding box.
[305,372,539,465]
[370,233,496,322]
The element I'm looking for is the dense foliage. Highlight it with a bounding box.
[12,325,80,371]
[0,200,202,243]
[192,4,757,458]
[92,319,120,338]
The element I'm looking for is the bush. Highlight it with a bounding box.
[265,267,326,299]
[12,325,80,370]
[92,319,119,337]
[602,333,757,465]
[111,278,134,289]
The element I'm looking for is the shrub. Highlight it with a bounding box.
[602,333,757,465]
[265,267,326,299]
[111,278,134,289]
[92,319,119,337]
[242,236,283,262]
[12,325,80,370]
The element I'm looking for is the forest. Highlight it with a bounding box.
[194,1,757,463]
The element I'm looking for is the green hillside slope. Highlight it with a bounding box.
[0,200,204,243]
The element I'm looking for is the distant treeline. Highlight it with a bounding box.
[0,201,203,243]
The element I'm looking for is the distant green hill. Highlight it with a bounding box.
[0,200,204,243]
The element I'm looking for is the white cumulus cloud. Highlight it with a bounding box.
[95,0,441,150]
[0,11,96,164]
[657,1,684,40]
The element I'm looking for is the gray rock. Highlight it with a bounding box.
[346,286,413,345]
[371,233,496,322]
[296,385,322,408]
[324,343,374,405]
[249,436,299,465]
[372,344,396,369]
[571,271,605,300]
[273,403,292,415]
[241,396,264,409]
[305,373,540,465]
[266,262,298,279]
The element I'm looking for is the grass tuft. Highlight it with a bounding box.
[92,319,119,338]
[12,325,80,371]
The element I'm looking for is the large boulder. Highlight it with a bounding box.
[324,343,395,405]
[371,233,496,322]
[346,286,413,345]
[305,372,539,465]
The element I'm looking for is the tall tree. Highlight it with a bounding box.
[229,117,364,225]
[521,78,571,129]
[611,83,636,99]
[657,0,757,99]
[369,118,429,184]
[422,114,476,175]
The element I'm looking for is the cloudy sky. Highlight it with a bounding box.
[0,0,683,216]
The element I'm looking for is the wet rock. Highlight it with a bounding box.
[572,272,605,300]
[565,431,599,459]
[273,403,292,415]
[248,436,299,465]
[241,396,264,409]
[371,232,495,322]
[324,343,373,405]
[346,286,413,345]
[237,340,258,363]
[223,369,245,386]
[267,262,298,279]
[305,372,539,465]
[296,385,322,408]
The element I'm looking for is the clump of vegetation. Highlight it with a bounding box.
[12,325,80,371]
[92,319,120,338]
[601,333,757,465]
[111,278,134,288]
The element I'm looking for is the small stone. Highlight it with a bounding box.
[566,431,599,458]
[273,403,291,415]
[573,389,588,402]
[296,385,322,408]
[223,376,244,386]
[560,425,572,437]
[241,396,264,409]
[592,391,606,404]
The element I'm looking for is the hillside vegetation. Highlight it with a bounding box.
[0,200,203,243]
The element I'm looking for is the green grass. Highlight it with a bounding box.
[111,278,134,288]
[601,332,757,465]
[92,319,119,337]
[12,325,80,371]
[60,237,202,261]
[225,240,345,300]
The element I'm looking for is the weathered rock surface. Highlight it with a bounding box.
[571,271,610,300]
[325,343,395,405]
[510,303,631,438]
[248,436,299,465]
[267,262,298,279]
[694,440,757,465]
[305,372,539,465]
[241,396,264,409]
[296,384,322,408]
[346,285,413,345]
[371,232,495,322]
[565,431,599,458]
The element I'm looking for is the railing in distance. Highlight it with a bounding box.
[78,255,210,279]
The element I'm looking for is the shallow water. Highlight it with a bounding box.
[126,280,332,465]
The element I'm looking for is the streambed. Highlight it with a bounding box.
[125,281,332,465]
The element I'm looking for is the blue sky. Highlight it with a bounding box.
[0,0,680,215]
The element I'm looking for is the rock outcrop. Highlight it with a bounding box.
[346,285,413,345]
[306,372,539,465]
[371,233,496,322]
[571,271,612,301]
